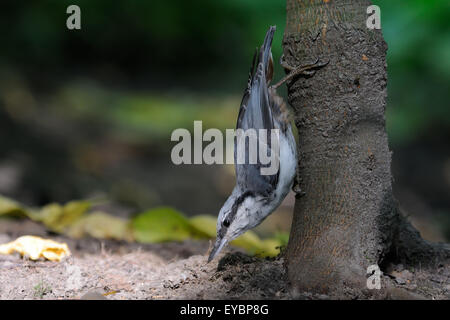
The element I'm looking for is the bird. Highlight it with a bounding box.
[208,26,327,262]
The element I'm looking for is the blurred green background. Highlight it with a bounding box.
[0,0,448,243]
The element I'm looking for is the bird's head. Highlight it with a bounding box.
[208,189,259,262]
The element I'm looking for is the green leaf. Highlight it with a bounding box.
[189,215,217,238]
[31,201,91,233]
[66,211,133,241]
[0,195,28,218]
[132,207,210,243]
[189,214,283,258]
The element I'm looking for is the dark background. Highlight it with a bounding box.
[0,0,448,241]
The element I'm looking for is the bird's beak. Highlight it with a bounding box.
[208,236,228,263]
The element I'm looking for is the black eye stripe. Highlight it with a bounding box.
[222,191,254,230]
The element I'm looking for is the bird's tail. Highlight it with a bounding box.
[258,26,276,83]
[260,26,275,66]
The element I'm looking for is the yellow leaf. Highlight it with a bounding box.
[33,201,91,232]
[66,211,133,241]
[189,215,217,237]
[189,214,282,257]
[258,239,283,257]
[231,231,264,253]
[0,235,71,261]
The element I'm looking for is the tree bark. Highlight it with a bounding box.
[283,0,449,294]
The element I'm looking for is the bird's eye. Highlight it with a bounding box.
[223,219,230,228]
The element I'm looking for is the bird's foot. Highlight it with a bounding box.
[292,180,306,198]
[272,56,329,90]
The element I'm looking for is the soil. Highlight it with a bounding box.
[0,219,448,300]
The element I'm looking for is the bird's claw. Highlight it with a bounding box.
[272,56,329,89]
[292,179,305,198]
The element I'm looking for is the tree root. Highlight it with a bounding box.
[384,209,450,269]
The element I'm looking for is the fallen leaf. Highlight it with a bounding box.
[66,211,133,241]
[189,215,217,237]
[0,195,285,257]
[189,215,283,257]
[0,195,28,218]
[0,235,71,261]
[132,207,209,243]
[32,201,91,233]
[0,196,91,233]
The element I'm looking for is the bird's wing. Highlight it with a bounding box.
[235,26,279,197]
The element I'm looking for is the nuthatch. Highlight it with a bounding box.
[208,26,327,262]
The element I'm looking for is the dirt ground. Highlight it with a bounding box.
[0,219,449,300]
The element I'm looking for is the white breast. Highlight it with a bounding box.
[262,126,297,217]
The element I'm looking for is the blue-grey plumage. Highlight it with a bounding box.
[208,26,298,262]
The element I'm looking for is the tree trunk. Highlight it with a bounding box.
[283,0,449,294]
